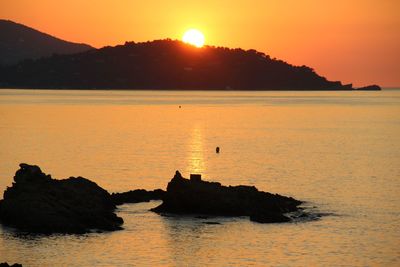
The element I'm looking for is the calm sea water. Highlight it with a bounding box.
[0,89,399,266]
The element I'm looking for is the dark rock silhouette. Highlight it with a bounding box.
[356,85,381,91]
[111,189,165,205]
[0,20,93,66]
[151,171,302,223]
[0,38,375,90]
[190,174,202,182]
[0,164,123,234]
[0,263,22,267]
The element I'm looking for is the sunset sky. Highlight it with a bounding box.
[1,0,399,87]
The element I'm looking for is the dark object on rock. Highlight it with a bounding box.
[190,174,202,182]
[151,172,302,223]
[111,189,165,205]
[356,85,381,91]
[0,164,123,234]
[216,147,220,153]
[0,263,22,267]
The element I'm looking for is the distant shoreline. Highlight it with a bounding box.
[1,40,380,92]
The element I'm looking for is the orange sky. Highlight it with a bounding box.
[1,0,399,87]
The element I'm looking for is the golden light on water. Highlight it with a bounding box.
[187,125,205,174]
[182,29,205,48]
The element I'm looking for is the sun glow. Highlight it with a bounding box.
[182,29,205,48]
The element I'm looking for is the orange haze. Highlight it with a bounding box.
[1,0,399,87]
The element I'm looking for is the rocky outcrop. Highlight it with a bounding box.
[357,85,381,91]
[0,164,123,234]
[151,171,302,223]
[111,189,165,205]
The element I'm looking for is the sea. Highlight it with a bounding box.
[0,89,399,266]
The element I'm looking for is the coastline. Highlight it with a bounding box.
[0,87,383,91]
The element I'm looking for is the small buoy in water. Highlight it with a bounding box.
[216,147,220,153]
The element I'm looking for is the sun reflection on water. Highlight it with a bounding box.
[186,125,205,175]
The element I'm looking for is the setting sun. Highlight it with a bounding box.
[182,29,205,48]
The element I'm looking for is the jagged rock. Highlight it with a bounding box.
[0,164,123,234]
[151,171,302,223]
[111,189,165,205]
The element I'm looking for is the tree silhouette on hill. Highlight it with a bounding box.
[0,39,377,90]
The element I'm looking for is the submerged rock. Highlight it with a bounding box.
[111,189,165,205]
[151,171,302,223]
[0,164,123,234]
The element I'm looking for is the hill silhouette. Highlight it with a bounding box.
[0,38,379,90]
[0,20,93,66]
